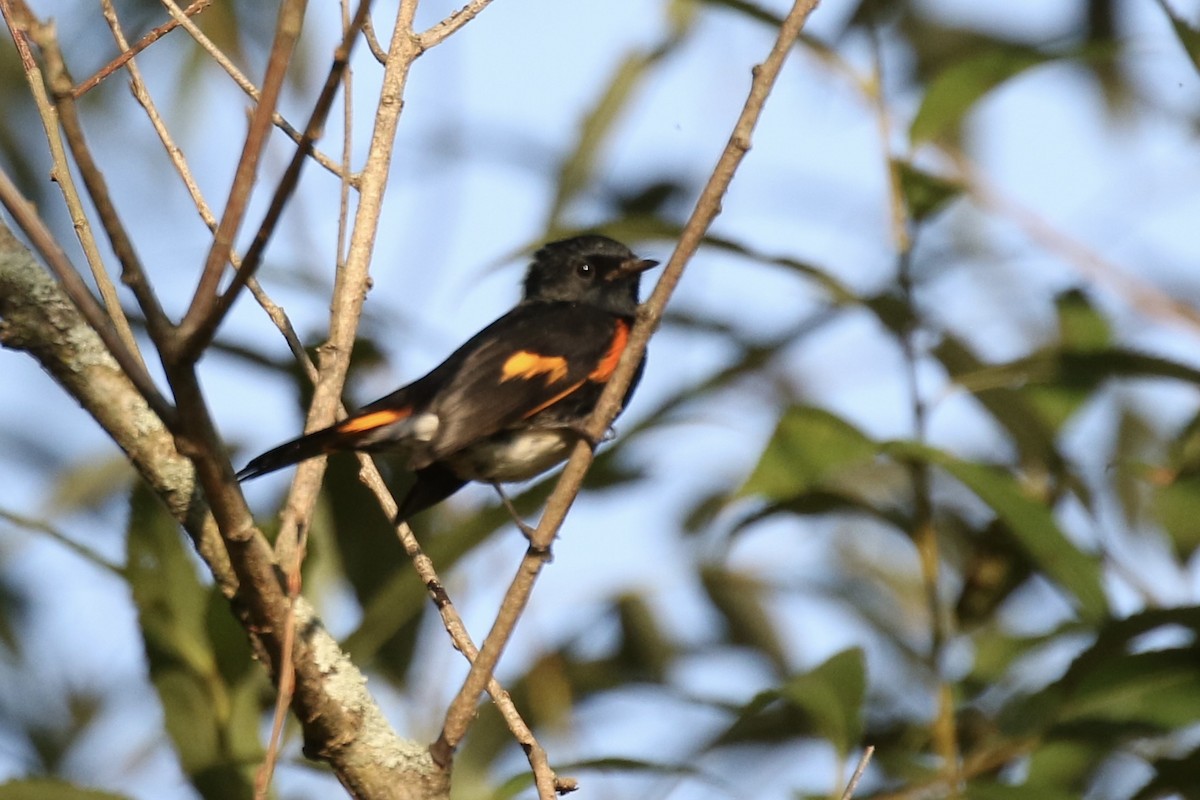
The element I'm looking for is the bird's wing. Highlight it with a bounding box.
[412,302,632,463]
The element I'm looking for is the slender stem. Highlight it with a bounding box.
[74,0,211,97]
[0,0,152,365]
[432,0,824,764]
[158,0,347,179]
[840,746,875,800]
[175,0,373,361]
[178,0,309,352]
[418,0,497,48]
[0,165,177,426]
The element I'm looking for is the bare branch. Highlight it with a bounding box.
[432,0,823,765]
[0,0,149,367]
[174,0,372,362]
[16,7,177,348]
[73,0,211,97]
[362,14,389,63]
[418,0,497,49]
[158,0,349,180]
[179,0,309,350]
[0,166,177,426]
[840,746,875,800]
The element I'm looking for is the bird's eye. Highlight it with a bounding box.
[576,261,594,278]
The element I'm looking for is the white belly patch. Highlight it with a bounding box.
[446,428,578,483]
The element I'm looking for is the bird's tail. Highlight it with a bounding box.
[236,405,422,481]
[235,426,346,481]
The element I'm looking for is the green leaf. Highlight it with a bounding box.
[546,7,696,228]
[1054,289,1110,352]
[1133,743,1200,800]
[894,159,963,222]
[883,442,1107,622]
[0,780,131,800]
[700,565,789,673]
[1154,473,1200,559]
[740,406,879,502]
[777,648,866,756]
[1057,647,1200,728]
[1023,739,1104,793]
[1156,0,1200,75]
[712,649,866,757]
[932,336,1072,477]
[1001,608,1200,737]
[911,47,1051,144]
[126,484,258,799]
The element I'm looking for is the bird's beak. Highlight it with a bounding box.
[612,257,660,279]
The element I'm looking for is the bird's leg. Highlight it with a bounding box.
[493,483,537,539]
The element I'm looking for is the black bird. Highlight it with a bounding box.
[237,235,659,522]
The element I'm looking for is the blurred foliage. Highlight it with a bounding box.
[2,1,1199,799]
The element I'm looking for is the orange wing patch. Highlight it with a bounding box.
[338,407,412,434]
[501,351,569,383]
[589,320,630,382]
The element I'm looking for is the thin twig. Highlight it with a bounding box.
[158,0,349,180]
[174,0,372,362]
[17,3,177,349]
[869,25,960,782]
[0,165,177,426]
[256,0,362,791]
[73,0,210,97]
[417,0,497,49]
[361,14,388,63]
[955,152,1200,336]
[0,0,149,368]
[178,0,309,353]
[104,1,298,371]
[361,475,566,799]
[0,508,122,575]
[431,0,823,766]
[840,746,874,800]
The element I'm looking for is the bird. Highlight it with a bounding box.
[236,234,659,523]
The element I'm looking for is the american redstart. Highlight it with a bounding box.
[237,235,659,522]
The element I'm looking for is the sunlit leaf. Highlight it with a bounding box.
[911,47,1051,144]
[884,441,1107,622]
[740,406,879,502]
[777,648,865,756]
[1054,289,1110,352]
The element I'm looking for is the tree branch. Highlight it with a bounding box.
[73,0,211,97]
[174,0,372,362]
[14,2,176,347]
[0,0,148,369]
[0,166,177,427]
[0,220,450,799]
[432,0,823,766]
[177,0,308,352]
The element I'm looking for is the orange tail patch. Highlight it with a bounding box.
[338,407,412,434]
